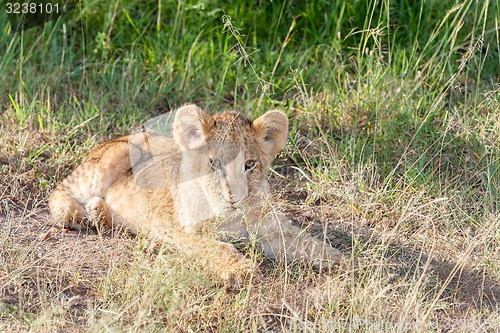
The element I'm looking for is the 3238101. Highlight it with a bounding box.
[5,2,60,14]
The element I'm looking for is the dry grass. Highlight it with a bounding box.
[1,117,499,332]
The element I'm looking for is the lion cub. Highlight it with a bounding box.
[49,104,344,284]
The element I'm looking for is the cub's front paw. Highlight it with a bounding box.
[312,246,346,271]
[209,243,254,287]
[218,257,254,288]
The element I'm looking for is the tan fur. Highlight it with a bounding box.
[49,104,344,285]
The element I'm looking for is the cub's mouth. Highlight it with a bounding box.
[220,203,238,212]
[216,201,248,214]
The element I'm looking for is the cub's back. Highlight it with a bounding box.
[49,132,178,218]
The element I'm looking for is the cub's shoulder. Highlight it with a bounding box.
[83,135,132,164]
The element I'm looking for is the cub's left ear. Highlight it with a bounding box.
[173,104,214,150]
[252,110,289,158]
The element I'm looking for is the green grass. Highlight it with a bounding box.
[1,0,499,331]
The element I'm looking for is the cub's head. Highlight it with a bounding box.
[173,104,288,213]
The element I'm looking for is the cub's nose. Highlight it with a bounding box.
[228,184,246,204]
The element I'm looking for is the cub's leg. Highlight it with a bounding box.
[255,211,345,270]
[49,136,144,230]
[84,197,112,231]
[48,188,86,229]
[154,228,254,286]
[48,163,112,231]
[49,190,112,231]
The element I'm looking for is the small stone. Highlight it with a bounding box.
[38,232,51,241]
[50,227,59,233]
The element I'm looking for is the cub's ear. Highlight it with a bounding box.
[173,104,214,150]
[252,110,289,159]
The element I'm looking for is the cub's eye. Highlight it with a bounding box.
[244,159,257,171]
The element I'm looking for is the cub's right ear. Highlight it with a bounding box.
[252,110,289,159]
[173,104,214,150]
